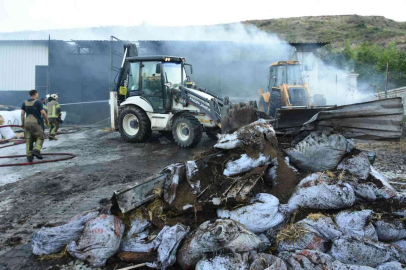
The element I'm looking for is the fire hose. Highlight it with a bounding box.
[0,124,76,166]
[0,153,76,167]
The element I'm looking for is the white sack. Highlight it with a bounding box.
[375,220,406,242]
[223,154,271,177]
[196,253,249,270]
[335,210,378,240]
[31,210,99,255]
[249,253,287,270]
[177,219,264,269]
[120,217,156,253]
[337,153,371,180]
[279,249,375,270]
[67,215,125,267]
[146,224,189,270]
[287,173,356,211]
[376,261,405,270]
[330,236,402,267]
[277,230,329,253]
[298,215,343,240]
[217,193,284,233]
[285,132,348,172]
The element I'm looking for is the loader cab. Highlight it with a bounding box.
[268,61,304,90]
[124,56,190,113]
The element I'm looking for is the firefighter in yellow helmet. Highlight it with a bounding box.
[46,94,62,140]
[21,90,49,162]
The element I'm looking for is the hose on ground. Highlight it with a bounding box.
[0,153,75,167]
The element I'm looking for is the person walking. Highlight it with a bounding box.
[47,94,61,140]
[21,90,49,162]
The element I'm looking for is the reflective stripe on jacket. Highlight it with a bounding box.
[47,100,61,119]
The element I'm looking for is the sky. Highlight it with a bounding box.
[0,0,405,33]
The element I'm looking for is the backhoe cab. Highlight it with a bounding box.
[111,44,259,147]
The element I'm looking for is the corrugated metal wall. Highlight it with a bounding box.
[0,41,48,91]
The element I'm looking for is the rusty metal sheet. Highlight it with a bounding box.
[113,173,168,214]
[303,98,404,140]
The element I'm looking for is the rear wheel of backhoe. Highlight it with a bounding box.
[119,106,151,143]
[172,114,203,148]
[269,90,282,118]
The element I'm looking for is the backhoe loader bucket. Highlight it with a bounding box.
[220,101,269,134]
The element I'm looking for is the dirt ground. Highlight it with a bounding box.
[0,126,215,270]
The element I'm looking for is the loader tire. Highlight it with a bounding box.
[119,106,151,143]
[172,114,203,148]
[269,90,282,118]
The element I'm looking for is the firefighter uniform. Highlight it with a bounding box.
[47,99,61,140]
[22,99,45,159]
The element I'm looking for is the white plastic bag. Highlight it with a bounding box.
[67,215,125,267]
[217,193,284,233]
[195,253,249,270]
[31,210,99,255]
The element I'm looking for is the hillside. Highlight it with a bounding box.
[245,15,406,50]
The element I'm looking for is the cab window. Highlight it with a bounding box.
[141,61,164,112]
[163,62,183,88]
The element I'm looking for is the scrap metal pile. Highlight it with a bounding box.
[31,120,406,269]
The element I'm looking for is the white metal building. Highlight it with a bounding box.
[0,40,48,91]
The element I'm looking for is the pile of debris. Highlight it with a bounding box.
[30,120,406,269]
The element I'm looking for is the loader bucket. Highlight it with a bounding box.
[220,101,268,134]
[274,107,328,129]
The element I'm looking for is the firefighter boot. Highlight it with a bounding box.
[32,149,43,160]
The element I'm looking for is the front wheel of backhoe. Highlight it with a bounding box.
[172,114,203,148]
[119,106,151,143]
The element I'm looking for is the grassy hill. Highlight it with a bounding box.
[244,15,406,50]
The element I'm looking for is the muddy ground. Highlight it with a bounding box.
[0,127,215,270]
[0,128,405,270]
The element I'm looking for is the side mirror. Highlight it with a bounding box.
[156,64,161,74]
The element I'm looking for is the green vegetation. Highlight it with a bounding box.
[317,41,406,91]
[245,15,406,51]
